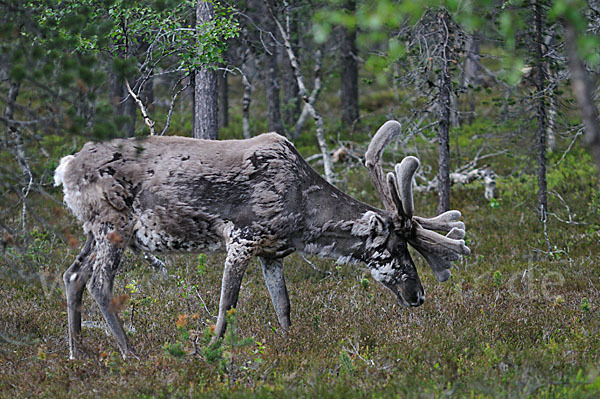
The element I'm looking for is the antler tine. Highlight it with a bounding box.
[413,249,452,282]
[365,121,402,212]
[411,227,470,258]
[394,156,419,219]
[413,210,465,233]
[408,224,471,282]
[446,227,466,240]
[386,172,406,219]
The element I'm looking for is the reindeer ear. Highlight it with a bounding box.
[367,212,389,249]
[367,212,387,236]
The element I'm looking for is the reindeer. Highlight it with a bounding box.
[54,120,470,359]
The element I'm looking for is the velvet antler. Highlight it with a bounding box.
[366,121,471,282]
[365,120,402,213]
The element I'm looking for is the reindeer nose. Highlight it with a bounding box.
[411,291,425,306]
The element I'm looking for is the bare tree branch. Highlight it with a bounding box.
[125,79,155,135]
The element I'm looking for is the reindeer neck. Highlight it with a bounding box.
[292,180,387,265]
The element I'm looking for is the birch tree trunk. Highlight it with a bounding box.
[3,81,33,239]
[267,2,334,184]
[123,90,137,137]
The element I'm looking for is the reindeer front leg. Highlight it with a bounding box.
[211,238,255,344]
[259,257,291,333]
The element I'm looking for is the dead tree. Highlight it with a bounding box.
[436,10,452,214]
[533,0,548,220]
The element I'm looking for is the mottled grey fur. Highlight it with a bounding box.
[55,122,469,359]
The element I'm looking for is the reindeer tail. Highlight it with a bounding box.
[54,155,75,187]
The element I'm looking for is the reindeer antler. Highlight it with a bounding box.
[366,121,471,282]
[365,121,402,213]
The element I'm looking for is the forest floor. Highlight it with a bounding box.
[1,84,600,398]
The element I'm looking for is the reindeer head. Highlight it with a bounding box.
[364,121,471,307]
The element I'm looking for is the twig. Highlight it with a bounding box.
[299,254,332,278]
[541,205,552,253]
[343,340,375,366]
[143,252,169,277]
[554,127,584,166]
[195,288,216,319]
[0,331,37,346]
[454,149,507,174]
[548,190,588,225]
[125,79,155,135]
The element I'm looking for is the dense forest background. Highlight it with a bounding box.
[1,0,599,397]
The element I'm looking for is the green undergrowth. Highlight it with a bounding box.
[1,78,600,398]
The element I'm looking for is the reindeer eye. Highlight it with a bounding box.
[389,240,407,256]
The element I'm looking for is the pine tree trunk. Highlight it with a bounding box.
[218,69,229,129]
[437,11,451,215]
[265,54,284,134]
[340,0,359,126]
[190,73,196,134]
[533,0,548,219]
[193,0,218,140]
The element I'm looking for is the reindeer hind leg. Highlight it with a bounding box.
[86,233,135,358]
[63,233,95,359]
[259,257,291,333]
